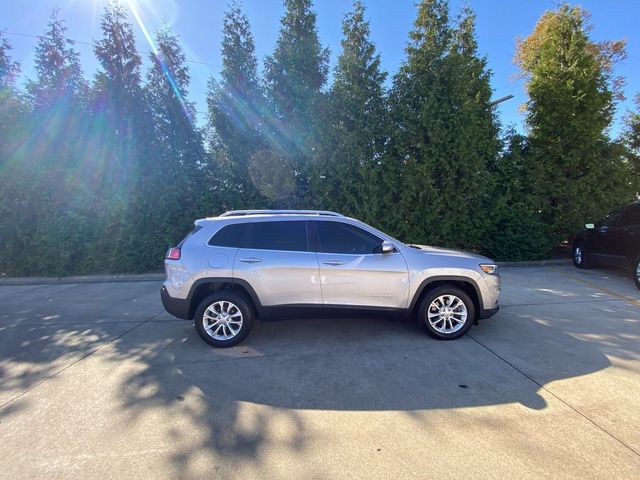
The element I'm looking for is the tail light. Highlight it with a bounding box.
[166,247,181,260]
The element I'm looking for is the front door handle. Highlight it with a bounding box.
[239,257,262,264]
[323,260,344,266]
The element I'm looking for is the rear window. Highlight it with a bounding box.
[208,224,249,248]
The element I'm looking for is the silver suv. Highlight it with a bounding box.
[161,210,500,347]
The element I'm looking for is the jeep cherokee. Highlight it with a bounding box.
[161,210,500,347]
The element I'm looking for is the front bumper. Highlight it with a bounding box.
[160,285,190,319]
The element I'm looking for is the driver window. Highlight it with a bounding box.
[314,221,382,255]
[596,209,623,229]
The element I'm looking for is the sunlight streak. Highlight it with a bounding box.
[126,0,193,124]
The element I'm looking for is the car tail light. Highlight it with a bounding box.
[166,247,181,260]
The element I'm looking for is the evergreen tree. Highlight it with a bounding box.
[91,1,145,197]
[207,2,266,208]
[622,94,640,192]
[382,0,499,250]
[263,0,329,205]
[17,11,91,274]
[310,1,387,222]
[145,26,210,260]
[516,4,632,246]
[27,9,86,107]
[90,1,153,271]
[484,129,550,260]
[0,31,28,275]
[0,31,20,88]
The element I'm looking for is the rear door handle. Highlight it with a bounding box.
[239,257,262,264]
[323,260,344,266]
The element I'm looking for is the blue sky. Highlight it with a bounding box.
[2,0,639,135]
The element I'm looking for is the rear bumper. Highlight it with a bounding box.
[479,305,499,319]
[160,286,190,319]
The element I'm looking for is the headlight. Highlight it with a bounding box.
[480,264,498,275]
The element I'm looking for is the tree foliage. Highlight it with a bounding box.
[380,0,500,250]
[142,26,210,269]
[263,0,329,205]
[0,1,636,276]
[515,3,633,248]
[207,3,266,208]
[622,94,640,191]
[310,1,387,222]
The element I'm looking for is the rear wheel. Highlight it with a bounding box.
[633,256,640,290]
[194,291,254,348]
[418,285,475,340]
[573,242,590,269]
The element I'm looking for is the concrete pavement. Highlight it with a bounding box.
[0,265,639,479]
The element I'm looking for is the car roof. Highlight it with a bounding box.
[195,210,347,226]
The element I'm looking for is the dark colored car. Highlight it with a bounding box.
[573,201,640,289]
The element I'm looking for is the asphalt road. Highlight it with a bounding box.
[0,264,639,479]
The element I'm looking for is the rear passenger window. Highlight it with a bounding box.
[208,224,249,248]
[250,221,308,252]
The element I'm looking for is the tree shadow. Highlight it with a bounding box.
[0,278,629,478]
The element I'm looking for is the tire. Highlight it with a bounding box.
[633,256,640,290]
[573,241,590,269]
[417,285,475,340]
[194,290,254,348]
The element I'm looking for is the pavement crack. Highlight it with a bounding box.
[467,333,640,458]
[0,311,164,411]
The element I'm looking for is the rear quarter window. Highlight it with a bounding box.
[208,224,250,248]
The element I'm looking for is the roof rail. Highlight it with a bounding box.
[220,209,344,218]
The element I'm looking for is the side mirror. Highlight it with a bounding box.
[585,223,595,230]
[380,241,394,254]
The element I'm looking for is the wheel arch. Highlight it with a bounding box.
[187,277,261,319]
[409,276,482,321]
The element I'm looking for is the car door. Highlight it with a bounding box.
[590,208,624,258]
[232,220,322,307]
[311,220,409,309]
[614,204,640,263]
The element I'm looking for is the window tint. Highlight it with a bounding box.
[250,221,308,252]
[618,205,640,227]
[596,208,623,229]
[314,221,382,254]
[208,224,249,248]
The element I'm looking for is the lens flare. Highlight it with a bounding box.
[125,0,193,124]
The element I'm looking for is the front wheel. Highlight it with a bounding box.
[418,286,475,340]
[194,291,254,348]
[633,256,640,290]
[573,242,590,269]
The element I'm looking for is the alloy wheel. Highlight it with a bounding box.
[427,294,468,334]
[203,301,244,341]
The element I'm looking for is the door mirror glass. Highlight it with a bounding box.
[585,223,595,230]
[380,241,394,254]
